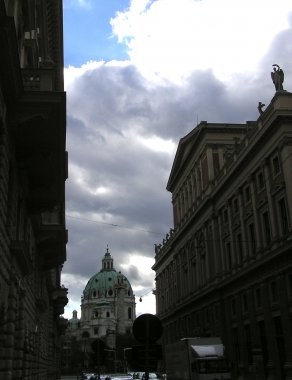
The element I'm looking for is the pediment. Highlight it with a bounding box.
[167,125,201,191]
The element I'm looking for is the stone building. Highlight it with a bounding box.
[62,248,136,372]
[153,91,292,379]
[0,1,68,379]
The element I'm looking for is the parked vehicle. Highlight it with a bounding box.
[165,337,231,380]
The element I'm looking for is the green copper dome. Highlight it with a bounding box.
[83,247,133,299]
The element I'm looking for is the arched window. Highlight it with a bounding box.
[128,307,132,319]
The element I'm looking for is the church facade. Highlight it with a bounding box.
[63,248,136,372]
[0,1,68,379]
[153,91,292,380]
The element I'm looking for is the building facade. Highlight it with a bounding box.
[153,91,292,380]
[63,248,136,372]
[0,1,68,379]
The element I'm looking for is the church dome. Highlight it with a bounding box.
[83,247,133,300]
[66,247,136,346]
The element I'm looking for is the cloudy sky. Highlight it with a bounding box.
[62,0,292,319]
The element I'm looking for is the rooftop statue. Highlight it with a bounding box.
[258,101,265,115]
[271,64,284,91]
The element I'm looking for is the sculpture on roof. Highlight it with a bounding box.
[257,101,265,115]
[271,64,284,91]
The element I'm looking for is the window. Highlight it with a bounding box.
[128,307,132,319]
[237,233,243,264]
[242,293,248,312]
[258,320,269,364]
[248,223,256,255]
[245,186,251,203]
[233,198,239,214]
[223,209,228,223]
[226,242,232,271]
[231,298,236,316]
[262,211,271,245]
[106,311,110,317]
[278,198,289,235]
[273,316,286,369]
[272,155,280,175]
[232,327,240,364]
[94,327,98,335]
[257,172,265,190]
[245,324,253,364]
[255,287,262,308]
[270,281,278,303]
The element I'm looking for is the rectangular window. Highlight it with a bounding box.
[257,172,265,190]
[213,152,220,175]
[237,233,243,263]
[273,316,286,368]
[262,211,271,245]
[245,324,253,364]
[272,155,280,175]
[242,293,248,312]
[232,327,240,364]
[223,209,228,223]
[270,281,278,303]
[258,320,269,364]
[233,198,239,214]
[226,242,232,271]
[245,186,251,203]
[279,198,289,235]
[248,223,256,254]
[255,287,262,308]
[201,155,209,189]
[231,298,236,316]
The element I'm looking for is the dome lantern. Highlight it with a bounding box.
[102,245,114,271]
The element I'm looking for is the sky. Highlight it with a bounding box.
[62,0,292,320]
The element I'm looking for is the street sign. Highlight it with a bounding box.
[133,314,163,344]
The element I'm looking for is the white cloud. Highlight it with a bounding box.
[64,0,92,9]
[111,0,292,83]
[138,135,176,153]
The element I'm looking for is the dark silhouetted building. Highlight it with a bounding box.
[0,1,68,379]
[153,92,292,380]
